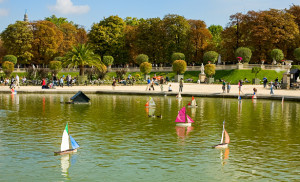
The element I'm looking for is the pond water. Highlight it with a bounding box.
[0,94,299,181]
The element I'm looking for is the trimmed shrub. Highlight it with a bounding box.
[203,51,218,64]
[204,64,216,78]
[103,56,114,66]
[2,61,14,77]
[293,48,300,63]
[140,62,152,75]
[136,54,149,65]
[172,60,187,75]
[3,55,17,64]
[271,49,284,62]
[252,67,262,78]
[49,61,62,75]
[171,53,185,62]
[235,47,252,63]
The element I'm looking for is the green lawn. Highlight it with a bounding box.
[1,69,285,85]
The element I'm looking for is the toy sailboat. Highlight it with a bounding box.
[145,97,156,107]
[54,123,80,155]
[213,121,230,149]
[175,107,195,126]
[187,96,198,107]
[11,88,17,95]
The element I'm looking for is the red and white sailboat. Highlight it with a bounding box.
[213,121,230,149]
[187,96,198,107]
[175,107,195,126]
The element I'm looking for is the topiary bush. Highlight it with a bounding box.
[271,49,284,62]
[2,61,14,77]
[252,67,262,78]
[140,62,152,75]
[49,61,62,75]
[103,56,114,66]
[203,51,218,64]
[171,53,185,62]
[204,64,216,78]
[172,60,187,75]
[235,47,252,63]
[293,48,300,64]
[136,54,149,65]
[2,55,17,65]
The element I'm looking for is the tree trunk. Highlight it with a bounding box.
[79,65,84,76]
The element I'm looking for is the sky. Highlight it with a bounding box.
[0,0,299,32]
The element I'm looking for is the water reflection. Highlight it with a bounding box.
[60,154,70,177]
[220,148,230,166]
[175,126,194,140]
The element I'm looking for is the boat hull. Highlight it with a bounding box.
[187,105,198,108]
[54,148,77,155]
[212,143,228,149]
[176,123,192,127]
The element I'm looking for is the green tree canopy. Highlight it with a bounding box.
[204,64,216,78]
[103,56,114,66]
[252,67,262,78]
[3,55,17,64]
[1,21,33,64]
[63,44,102,76]
[203,51,218,64]
[171,53,185,62]
[172,60,187,75]
[2,61,14,77]
[293,48,300,63]
[49,61,62,75]
[271,49,284,62]
[235,47,252,63]
[136,54,149,65]
[140,62,152,75]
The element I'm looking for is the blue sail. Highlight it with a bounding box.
[69,135,80,149]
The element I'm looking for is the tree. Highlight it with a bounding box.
[163,14,190,62]
[59,22,78,55]
[203,51,218,64]
[172,60,187,75]
[252,67,261,78]
[88,16,126,64]
[63,44,102,76]
[235,47,252,63]
[208,25,223,50]
[186,20,212,64]
[31,21,63,65]
[103,56,114,66]
[2,61,14,77]
[3,55,17,64]
[136,54,149,65]
[271,49,284,62]
[294,48,300,63]
[140,62,152,75]
[49,61,62,75]
[204,64,216,78]
[45,15,73,27]
[1,21,33,64]
[171,53,185,62]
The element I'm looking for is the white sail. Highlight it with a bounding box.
[220,123,225,144]
[61,129,70,151]
[149,97,156,106]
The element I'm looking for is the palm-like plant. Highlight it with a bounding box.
[63,44,102,76]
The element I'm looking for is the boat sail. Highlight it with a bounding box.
[176,92,182,99]
[145,97,156,107]
[175,107,195,126]
[55,123,80,155]
[213,121,230,149]
[187,96,198,107]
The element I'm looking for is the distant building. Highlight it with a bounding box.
[24,10,29,22]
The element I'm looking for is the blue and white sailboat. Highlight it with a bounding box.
[55,123,80,155]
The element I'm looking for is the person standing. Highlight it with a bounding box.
[179,78,183,92]
[227,82,231,93]
[146,77,151,91]
[60,77,64,88]
[160,77,164,92]
[270,81,274,95]
[222,80,226,93]
[112,79,116,90]
[15,74,20,88]
[238,80,243,94]
[263,76,268,88]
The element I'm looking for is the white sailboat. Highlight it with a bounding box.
[187,96,198,107]
[54,123,80,155]
[213,121,230,149]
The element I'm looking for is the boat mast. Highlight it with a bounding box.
[220,121,225,144]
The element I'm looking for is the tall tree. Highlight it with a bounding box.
[186,20,212,64]
[1,21,33,64]
[45,15,73,27]
[31,21,63,65]
[208,25,223,52]
[88,15,126,64]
